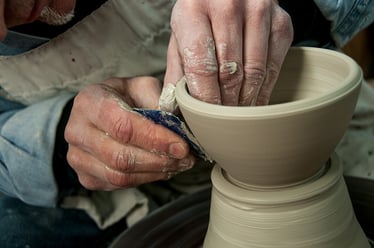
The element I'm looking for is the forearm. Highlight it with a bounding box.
[0,92,75,207]
[313,0,374,47]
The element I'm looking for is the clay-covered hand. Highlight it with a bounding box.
[65,77,195,190]
[162,0,293,107]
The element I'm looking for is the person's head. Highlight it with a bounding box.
[0,0,76,40]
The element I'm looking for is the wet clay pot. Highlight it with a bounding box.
[203,154,370,248]
[175,47,362,187]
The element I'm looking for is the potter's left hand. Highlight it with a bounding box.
[65,77,194,190]
[162,0,293,108]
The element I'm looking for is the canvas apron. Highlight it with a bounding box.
[0,0,183,229]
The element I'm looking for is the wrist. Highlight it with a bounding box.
[53,97,82,203]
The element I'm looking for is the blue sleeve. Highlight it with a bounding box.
[0,92,74,207]
[314,0,374,47]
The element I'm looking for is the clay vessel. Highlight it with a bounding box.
[203,154,370,247]
[175,47,362,187]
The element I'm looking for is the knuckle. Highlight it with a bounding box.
[250,0,272,18]
[169,18,177,32]
[72,87,94,110]
[64,120,79,145]
[267,62,281,83]
[255,63,281,106]
[183,39,218,78]
[110,149,137,172]
[219,0,241,17]
[71,92,84,108]
[78,175,101,191]
[273,11,294,40]
[64,128,85,147]
[184,59,218,78]
[64,126,74,143]
[243,62,266,86]
[66,149,80,168]
[112,114,133,143]
[107,171,136,188]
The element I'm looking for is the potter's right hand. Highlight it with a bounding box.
[162,0,293,108]
[65,77,195,190]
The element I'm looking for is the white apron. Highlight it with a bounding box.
[0,0,177,229]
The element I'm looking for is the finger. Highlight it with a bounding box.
[102,106,190,159]
[67,144,112,189]
[256,5,293,105]
[160,34,183,112]
[240,0,272,106]
[170,2,221,104]
[209,0,244,106]
[77,170,174,191]
[103,169,175,189]
[164,34,184,87]
[69,123,195,173]
[67,146,174,190]
[69,84,190,159]
[126,76,162,109]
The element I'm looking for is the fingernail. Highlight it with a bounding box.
[177,157,194,171]
[169,143,186,158]
[159,83,177,112]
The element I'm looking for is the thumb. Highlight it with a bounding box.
[126,76,162,109]
[160,34,184,112]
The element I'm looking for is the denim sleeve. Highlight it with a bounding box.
[0,92,74,207]
[313,0,374,47]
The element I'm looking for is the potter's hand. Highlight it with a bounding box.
[65,77,195,190]
[162,0,293,108]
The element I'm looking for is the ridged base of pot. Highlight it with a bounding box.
[204,154,370,248]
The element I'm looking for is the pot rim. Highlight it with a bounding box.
[176,47,362,120]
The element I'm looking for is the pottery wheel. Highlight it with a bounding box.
[110,188,211,248]
[110,182,373,248]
